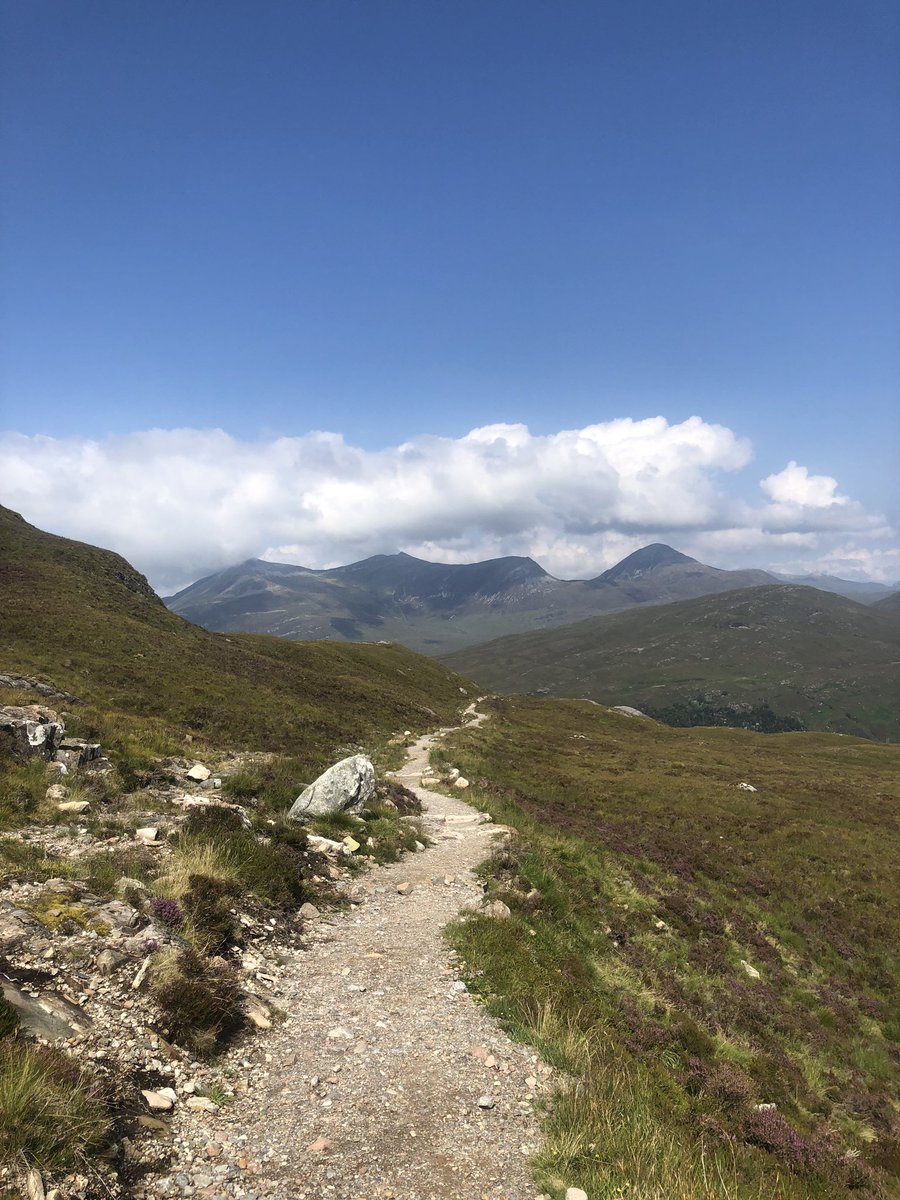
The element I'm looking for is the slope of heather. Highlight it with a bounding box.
[0,505,472,768]
[435,696,900,1198]
[444,585,900,740]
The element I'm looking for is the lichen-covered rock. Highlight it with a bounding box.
[288,755,375,820]
[0,705,65,762]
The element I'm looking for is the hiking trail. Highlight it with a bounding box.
[134,707,549,1200]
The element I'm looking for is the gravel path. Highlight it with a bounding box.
[134,715,549,1200]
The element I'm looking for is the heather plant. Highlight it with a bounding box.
[148,895,184,929]
[151,947,244,1055]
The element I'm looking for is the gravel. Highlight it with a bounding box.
[133,717,550,1200]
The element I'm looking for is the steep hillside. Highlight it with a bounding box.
[0,505,472,770]
[443,585,900,740]
[165,545,781,654]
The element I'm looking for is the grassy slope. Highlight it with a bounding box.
[436,697,900,1198]
[0,506,471,772]
[443,585,900,740]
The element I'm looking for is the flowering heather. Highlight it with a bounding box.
[149,896,184,929]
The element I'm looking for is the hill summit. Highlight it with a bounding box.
[595,542,695,582]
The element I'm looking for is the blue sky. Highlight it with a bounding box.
[1,1,898,588]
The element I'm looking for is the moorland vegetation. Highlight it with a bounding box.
[434,697,900,1198]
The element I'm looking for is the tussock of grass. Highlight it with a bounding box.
[0,1042,109,1172]
[0,760,51,830]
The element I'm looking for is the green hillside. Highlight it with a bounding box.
[435,697,900,1198]
[0,505,471,771]
[444,584,900,741]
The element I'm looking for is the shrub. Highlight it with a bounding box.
[152,947,244,1055]
[221,771,258,799]
[741,1107,827,1174]
[148,896,184,929]
[181,804,246,839]
[0,1041,109,1171]
[373,778,422,816]
[179,872,238,953]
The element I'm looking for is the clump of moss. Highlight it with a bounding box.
[24,892,109,936]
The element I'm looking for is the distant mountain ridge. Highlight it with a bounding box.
[772,571,896,602]
[165,543,785,654]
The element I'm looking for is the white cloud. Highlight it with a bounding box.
[0,418,895,590]
[760,461,848,508]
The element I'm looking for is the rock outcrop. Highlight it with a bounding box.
[0,705,65,762]
[288,754,375,820]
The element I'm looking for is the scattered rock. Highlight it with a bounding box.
[1,980,92,1040]
[737,782,758,792]
[132,955,153,990]
[299,901,320,920]
[45,783,68,802]
[483,900,512,920]
[54,739,103,770]
[245,994,272,1030]
[477,1094,495,1109]
[306,833,347,856]
[306,1136,331,1153]
[186,763,211,781]
[565,1189,589,1200]
[25,1168,45,1200]
[611,705,647,718]
[96,948,125,976]
[395,882,413,895]
[185,1095,218,1112]
[740,959,761,980]
[56,799,90,814]
[136,1116,169,1134]
[135,826,159,843]
[453,777,470,789]
[141,1088,176,1111]
[288,754,375,820]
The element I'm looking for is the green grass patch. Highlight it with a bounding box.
[441,697,899,1198]
[0,1042,109,1172]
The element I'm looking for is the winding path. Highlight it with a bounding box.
[136,711,547,1200]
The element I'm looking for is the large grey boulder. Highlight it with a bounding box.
[288,755,375,821]
[0,705,65,762]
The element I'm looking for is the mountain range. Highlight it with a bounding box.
[165,543,787,654]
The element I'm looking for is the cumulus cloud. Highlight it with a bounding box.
[760,461,848,508]
[0,418,895,590]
